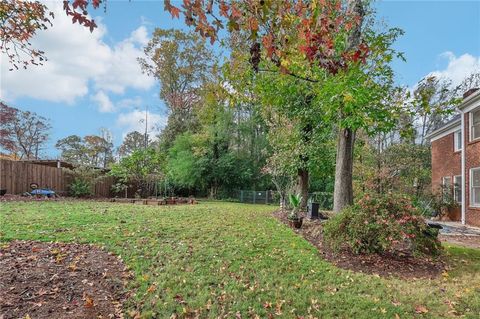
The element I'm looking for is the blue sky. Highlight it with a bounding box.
[1,0,479,158]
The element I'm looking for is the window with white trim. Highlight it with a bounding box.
[442,176,451,188]
[454,175,462,203]
[471,108,480,141]
[471,168,480,207]
[442,176,452,199]
[454,130,462,151]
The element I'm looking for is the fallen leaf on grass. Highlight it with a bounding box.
[205,299,212,310]
[146,284,156,293]
[128,310,141,319]
[392,300,402,306]
[275,300,285,315]
[174,294,186,304]
[415,305,428,314]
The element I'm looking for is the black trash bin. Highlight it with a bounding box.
[307,202,319,219]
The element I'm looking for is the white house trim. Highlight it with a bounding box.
[428,122,461,142]
[471,167,480,208]
[470,108,480,142]
[459,89,480,112]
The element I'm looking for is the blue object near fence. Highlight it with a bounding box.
[31,189,56,197]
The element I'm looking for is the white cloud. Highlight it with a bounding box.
[0,2,154,105]
[92,91,114,113]
[117,97,143,109]
[428,52,480,86]
[130,26,150,47]
[116,110,166,137]
[93,26,153,94]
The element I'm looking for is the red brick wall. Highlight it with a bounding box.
[431,133,461,195]
[464,113,480,227]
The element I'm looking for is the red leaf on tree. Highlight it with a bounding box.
[92,0,102,9]
[219,2,230,17]
[262,35,275,58]
[248,17,259,32]
[231,4,241,19]
[169,5,181,19]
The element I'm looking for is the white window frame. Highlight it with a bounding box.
[454,130,462,151]
[442,176,452,188]
[453,175,462,204]
[470,108,480,142]
[470,167,480,207]
[442,176,452,199]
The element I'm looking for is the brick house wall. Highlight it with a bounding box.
[431,134,462,190]
[431,90,480,227]
[430,114,480,226]
[431,132,462,221]
[464,113,480,227]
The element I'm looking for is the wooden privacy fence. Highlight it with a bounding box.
[0,159,114,197]
[93,176,115,197]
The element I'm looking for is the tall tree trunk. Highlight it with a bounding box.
[333,128,356,213]
[297,168,309,211]
[298,122,312,211]
[332,0,364,212]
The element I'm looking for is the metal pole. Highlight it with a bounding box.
[253,191,256,204]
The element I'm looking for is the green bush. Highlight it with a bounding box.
[66,166,101,197]
[323,193,442,256]
[69,178,92,197]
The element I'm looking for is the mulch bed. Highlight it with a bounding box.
[0,241,131,319]
[273,210,446,280]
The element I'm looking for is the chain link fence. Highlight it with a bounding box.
[237,190,333,210]
[238,190,277,204]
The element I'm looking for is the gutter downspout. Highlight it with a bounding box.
[461,111,466,225]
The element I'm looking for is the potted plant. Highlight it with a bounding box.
[288,193,303,228]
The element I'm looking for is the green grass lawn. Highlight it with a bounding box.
[1,201,479,318]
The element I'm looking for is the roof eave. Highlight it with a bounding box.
[458,89,480,110]
[426,119,461,141]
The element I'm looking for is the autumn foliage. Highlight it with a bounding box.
[1,0,102,69]
[164,0,370,74]
[0,0,53,69]
[62,0,103,31]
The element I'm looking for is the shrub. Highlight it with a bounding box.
[69,178,92,197]
[323,193,442,256]
[67,166,100,197]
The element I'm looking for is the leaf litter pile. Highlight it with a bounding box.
[273,210,446,279]
[0,240,131,319]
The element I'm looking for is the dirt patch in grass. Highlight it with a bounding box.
[0,240,131,319]
[440,235,480,249]
[273,210,445,280]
